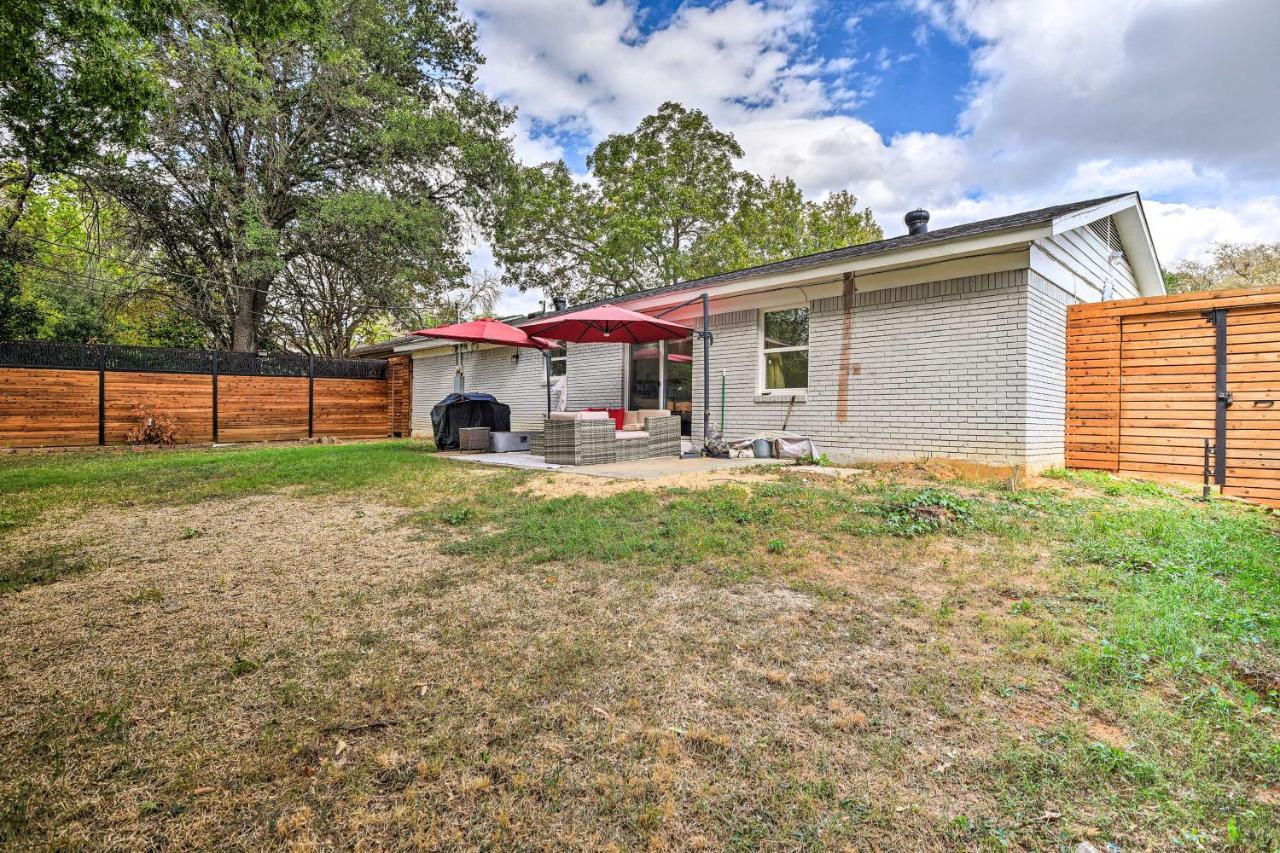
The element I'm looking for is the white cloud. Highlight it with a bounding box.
[464,0,1280,273]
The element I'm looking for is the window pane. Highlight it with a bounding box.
[764,349,808,390]
[550,359,567,377]
[763,308,808,349]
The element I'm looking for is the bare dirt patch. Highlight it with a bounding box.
[516,466,784,499]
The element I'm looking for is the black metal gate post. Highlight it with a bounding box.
[211,350,219,443]
[307,354,315,438]
[97,345,106,446]
[1209,308,1231,485]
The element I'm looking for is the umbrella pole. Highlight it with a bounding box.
[702,293,711,445]
[544,350,552,416]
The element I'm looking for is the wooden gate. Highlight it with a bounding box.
[1067,285,1280,507]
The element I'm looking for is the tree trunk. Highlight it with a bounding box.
[231,279,270,351]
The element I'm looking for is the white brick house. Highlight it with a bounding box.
[380,193,1163,471]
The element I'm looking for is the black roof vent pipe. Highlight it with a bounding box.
[552,296,567,312]
[905,208,930,236]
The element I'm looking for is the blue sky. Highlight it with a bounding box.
[462,0,1280,313]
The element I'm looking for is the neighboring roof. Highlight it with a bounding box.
[350,333,422,358]
[350,315,536,359]
[375,192,1161,354]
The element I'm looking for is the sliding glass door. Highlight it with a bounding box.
[628,338,693,436]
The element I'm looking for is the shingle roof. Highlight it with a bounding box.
[359,192,1134,351]
[541,193,1132,314]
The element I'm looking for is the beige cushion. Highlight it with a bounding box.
[637,409,670,420]
[548,410,610,422]
[615,430,649,440]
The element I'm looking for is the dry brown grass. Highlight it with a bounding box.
[0,473,1093,851]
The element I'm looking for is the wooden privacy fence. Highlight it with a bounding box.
[0,341,396,448]
[1066,285,1280,507]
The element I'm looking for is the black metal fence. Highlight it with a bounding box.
[0,340,387,379]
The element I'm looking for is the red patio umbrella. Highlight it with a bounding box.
[521,305,692,344]
[413,318,557,415]
[412,318,553,350]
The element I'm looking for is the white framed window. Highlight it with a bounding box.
[549,345,567,377]
[760,306,809,393]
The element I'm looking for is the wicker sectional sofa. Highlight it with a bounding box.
[542,410,681,466]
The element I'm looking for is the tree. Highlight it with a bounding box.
[1,0,170,339]
[589,102,748,288]
[268,190,475,356]
[496,103,752,303]
[0,0,168,174]
[2,172,205,344]
[686,177,882,279]
[94,0,514,351]
[1166,241,1280,293]
[494,102,882,304]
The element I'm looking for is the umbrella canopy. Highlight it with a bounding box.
[412,318,553,350]
[522,305,692,344]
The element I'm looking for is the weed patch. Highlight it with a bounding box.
[0,547,91,594]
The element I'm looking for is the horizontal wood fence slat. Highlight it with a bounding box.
[1066,284,1280,508]
[0,341,394,448]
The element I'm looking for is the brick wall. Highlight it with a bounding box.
[409,341,624,437]
[691,270,1040,465]
[1025,272,1072,468]
[565,343,624,409]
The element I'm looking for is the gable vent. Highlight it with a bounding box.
[1088,217,1127,264]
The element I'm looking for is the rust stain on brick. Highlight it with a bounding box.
[835,272,856,423]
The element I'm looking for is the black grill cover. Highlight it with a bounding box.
[430,392,511,450]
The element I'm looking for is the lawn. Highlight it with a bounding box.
[1,441,1277,850]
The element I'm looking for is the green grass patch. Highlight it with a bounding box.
[0,441,473,537]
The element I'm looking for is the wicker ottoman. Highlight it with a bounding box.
[614,430,649,461]
[459,427,490,452]
[543,417,616,465]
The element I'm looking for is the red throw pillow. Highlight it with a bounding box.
[606,407,625,430]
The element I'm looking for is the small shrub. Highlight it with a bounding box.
[125,405,179,447]
[874,488,973,536]
[229,656,259,677]
[795,452,831,466]
[442,507,473,525]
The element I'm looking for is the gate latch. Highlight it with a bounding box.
[1217,390,1234,407]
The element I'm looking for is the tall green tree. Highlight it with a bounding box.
[1,0,171,337]
[0,0,168,175]
[496,102,752,302]
[687,177,881,279]
[94,0,514,351]
[494,102,882,304]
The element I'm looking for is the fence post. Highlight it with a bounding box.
[97,345,106,446]
[307,354,315,439]
[211,350,219,443]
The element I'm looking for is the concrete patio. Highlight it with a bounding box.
[435,442,783,480]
